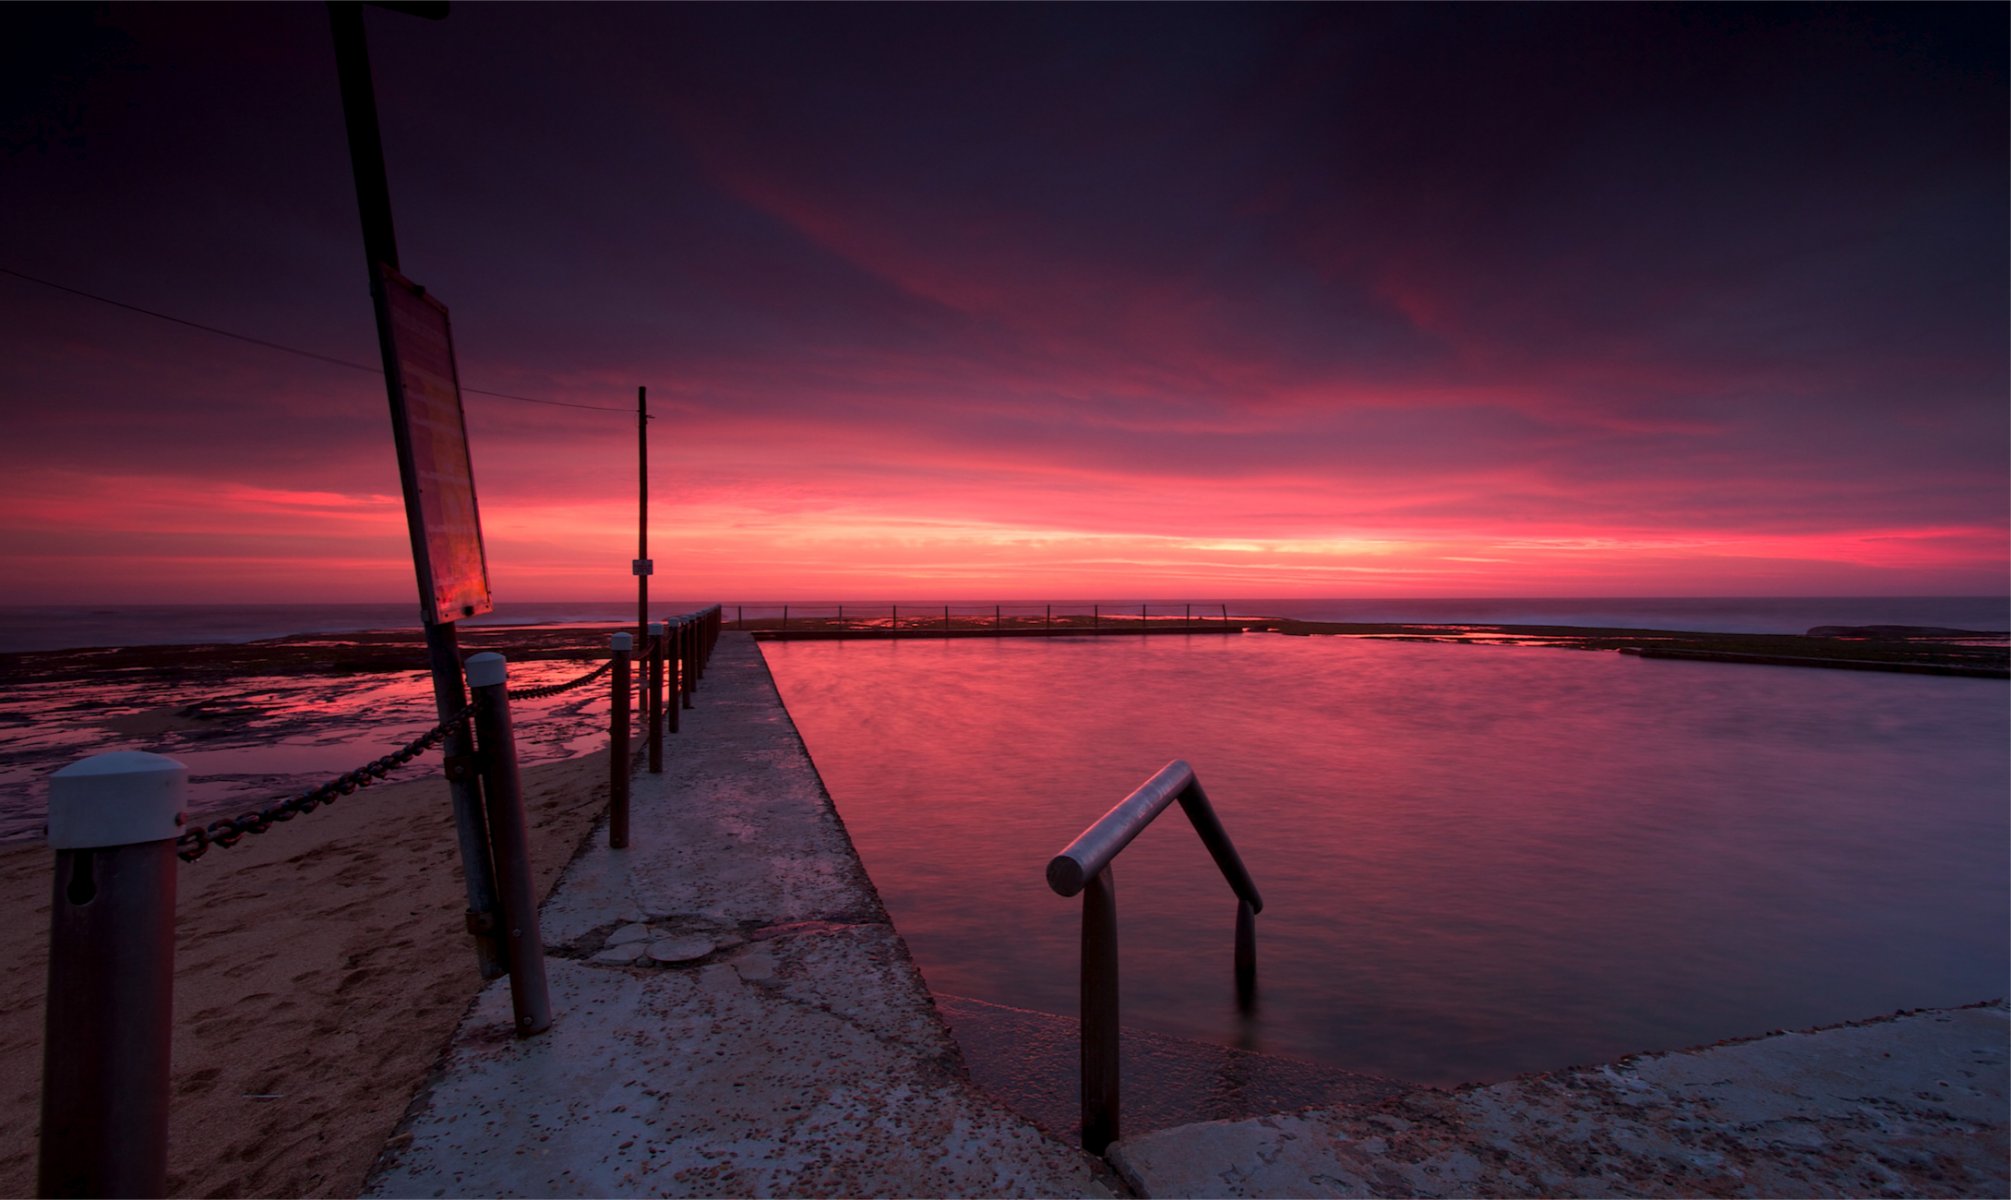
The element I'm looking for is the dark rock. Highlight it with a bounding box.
[1806,624,2006,639]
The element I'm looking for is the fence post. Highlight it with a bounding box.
[39,751,184,1199]
[683,611,699,695]
[647,621,665,774]
[609,633,631,849]
[464,654,553,1037]
[681,619,695,708]
[667,622,683,732]
[943,604,950,633]
[1081,865,1120,1154]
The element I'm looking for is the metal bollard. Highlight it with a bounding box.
[39,751,185,1199]
[680,619,694,708]
[464,654,552,1037]
[609,633,631,849]
[687,607,703,691]
[667,622,682,733]
[647,621,665,774]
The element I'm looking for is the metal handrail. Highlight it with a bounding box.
[1046,759,1263,1153]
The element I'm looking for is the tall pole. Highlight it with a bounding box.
[328,0,503,980]
[637,385,649,649]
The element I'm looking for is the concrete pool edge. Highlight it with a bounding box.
[1111,999,2009,1198]
[362,633,1116,1197]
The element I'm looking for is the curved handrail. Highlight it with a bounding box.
[1047,760,1263,910]
[1046,760,1262,1154]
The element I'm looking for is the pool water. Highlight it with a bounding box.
[761,633,2009,1085]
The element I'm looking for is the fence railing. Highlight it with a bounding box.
[730,601,1246,637]
[37,602,724,1196]
[1046,760,1263,1154]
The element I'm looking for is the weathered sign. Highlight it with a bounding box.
[376,263,492,623]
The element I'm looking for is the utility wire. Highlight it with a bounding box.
[0,266,640,415]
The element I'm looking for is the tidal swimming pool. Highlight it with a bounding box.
[762,633,2009,1085]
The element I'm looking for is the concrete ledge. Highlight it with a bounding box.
[365,635,1109,1198]
[1111,1002,2009,1198]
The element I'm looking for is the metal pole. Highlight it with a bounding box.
[681,619,695,707]
[667,621,683,732]
[647,621,665,773]
[1235,898,1257,1011]
[464,655,552,1037]
[1081,866,1120,1154]
[328,0,502,981]
[38,751,184,1199]
[637,385,649,651]
[609,633,631,849]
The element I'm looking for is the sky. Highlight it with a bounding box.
[2,2,2005,606]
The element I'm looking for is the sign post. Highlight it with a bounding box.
[635,385,650,649]
[329,0,504,980]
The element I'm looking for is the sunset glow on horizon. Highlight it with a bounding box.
[3,4,2004,606]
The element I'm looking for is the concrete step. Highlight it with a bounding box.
[937,992,1410,1142]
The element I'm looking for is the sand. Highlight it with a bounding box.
[0,752,613,1197]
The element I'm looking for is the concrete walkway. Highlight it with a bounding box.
[367,632,2008,1198]
[364,635,1110,1197]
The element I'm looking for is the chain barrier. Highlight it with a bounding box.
[507,654,617,701]
[174,631,661,862]
[176,703,473,863]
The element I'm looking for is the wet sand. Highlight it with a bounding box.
[0,752,611,1197]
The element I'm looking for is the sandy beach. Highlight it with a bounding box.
[0,752,612,1197]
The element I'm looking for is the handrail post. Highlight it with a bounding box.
[647,621,665,773]
[39,751,184,1199]
[1236,898,1257,1010]
[465,653,552,1037]
[609,633,631,849]
[1081,866,1120,1154]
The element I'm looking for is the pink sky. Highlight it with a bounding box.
[2,5,2004,605]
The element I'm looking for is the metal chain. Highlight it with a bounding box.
[176,703,473,863]
[507,655,616,701]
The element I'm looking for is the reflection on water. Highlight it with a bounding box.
[0,656,614,843]
[762,634,2010,1085]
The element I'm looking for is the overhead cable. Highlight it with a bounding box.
[0,266,638,415]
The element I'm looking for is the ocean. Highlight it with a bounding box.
[2,595,2006,654]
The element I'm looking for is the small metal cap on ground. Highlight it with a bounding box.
[47,752,187,849]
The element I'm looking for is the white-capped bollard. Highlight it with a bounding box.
[464,654,551,1037]
[39,751,186,1199]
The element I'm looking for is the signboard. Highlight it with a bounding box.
[375,264,493,624]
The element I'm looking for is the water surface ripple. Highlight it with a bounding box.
[761,633,2009,1085]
